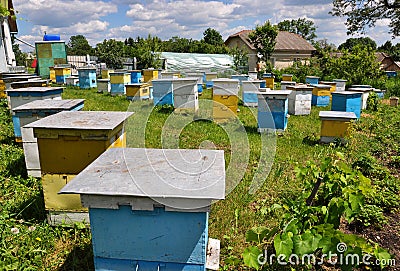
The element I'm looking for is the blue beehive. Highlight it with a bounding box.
[331,92,362,119]
[242,80,264,107]
[306,76,319,85]
[59,148,225,271]
[231,74,249,85]
[78,67,97,89]
[385,71,397,78]
[257,90,291,132]
[129,70,142,83]
[152,79,174,106]
[311,84,331,107]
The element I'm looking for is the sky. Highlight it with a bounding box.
[11,0,400,52]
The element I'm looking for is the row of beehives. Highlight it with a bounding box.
[1,72,223,270]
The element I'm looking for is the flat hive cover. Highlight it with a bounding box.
[257,90,292,96]
[347,87,373,92]
[312,84,331,88]
[6,86,64,93]
[287,85,313,91]
[319,111,357,119]
[25,111,133,130]
[332,91,362,95]
[212,78,239,83]
[12,99,85,112]
[59,148,226,200]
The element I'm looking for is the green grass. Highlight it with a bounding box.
[0,86,399,270]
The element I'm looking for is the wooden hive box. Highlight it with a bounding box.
[125,83,151,101]
[347,86,374,109]
[311,84,331,106]
[6,86,64,113]
[25,111,133,225]
[280,80,296,90]
[59,147,225,271]
[12,99,85,177]
[319,111,357,143]
[241,80,264,107]
[333,79,347,92]
[78,67,97,89]
[212,79,239,122]
[143,69,159,83]
[305,76,319,85]
[54,66,71,84]
[282,74,293,81]
[287,85,313,115]
[331,92,362,118]
[257,90,291,132]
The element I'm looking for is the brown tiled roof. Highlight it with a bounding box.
[225,30,315,52]
[375,52,389,62]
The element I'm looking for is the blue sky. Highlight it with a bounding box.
[12,0,400,52]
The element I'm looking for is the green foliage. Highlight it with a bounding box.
[243,153,393,269]
[248,21,278,71]
[377,40,400,61]
[277,18,317,42]
[331,0,400,36]
[203,28,224,46]
[319,45,384,85]
[338,37,377,51]
[0,4,10,17]
[133,35,162,69]
[366,92,379,111]
[278,58,322,83]
[384,76,400,97]
[229,46,248,73]
[67,35,94,56]
[95,39,125,69]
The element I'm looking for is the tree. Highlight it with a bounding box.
[95,39,125,69]
[203,28,224,46]
[67,35,93,56]
[338,37,377,51]
[248,21,278,72]
[314,39,337,54]
[319,44,384,85]
[378,40,400,61]
[229,46,248,73]
[277,18,317,42]
[331,0,400,36]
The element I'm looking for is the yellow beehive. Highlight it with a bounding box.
[25,111,133,221]
[101,69,114,79]
[282,74,293,81]
[54,67,71,77]
[319,111,357,143]
[49,67,56,82]
[143,69,159,83]
[312,84,331,96]
[264,77,274,89]
[213,95,238,121]
[109,72,130,84]
[319,81,337,93]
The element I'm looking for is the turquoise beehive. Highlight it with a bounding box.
[59,148,225,271]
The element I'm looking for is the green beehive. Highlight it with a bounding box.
[35,41,68,78]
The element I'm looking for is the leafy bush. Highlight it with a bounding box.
[366,91,379,111]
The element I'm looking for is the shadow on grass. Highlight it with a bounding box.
[302,134,320,146]
[58,243,94,271]
[16,191,47,223]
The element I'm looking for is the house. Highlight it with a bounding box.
[375,52,400,71]
[0,0,17,72]
[224,30,316,71]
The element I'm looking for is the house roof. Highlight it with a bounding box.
[225,30,315,52]
[375,52,390,62]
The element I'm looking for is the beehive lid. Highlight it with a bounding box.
[59,148,226,200]
[97,79,110,82]
[287,85,313,91]
[35,40,65,44]
[319,111,357,120]
[25,111,133,130]
[282,74,293,76]
[242,80,264,84]
[257,90,292,96]
[351,84,372,88]
[109,71,128,74]
[172,78,197,82]
[12,99,85,113]
[281,81,296,84]
[306,76,320,78]
[347,87,373,92]
[312,84,331,89]
[77,66,96,70]
[6,86,64,95]
[3,76,42,82]
[331,91,362,96]
[333,79,347,82]
[320,81,337,85]
[212,78,239,83]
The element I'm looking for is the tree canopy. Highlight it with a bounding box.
[277,18,317,42]
[338,37,377,51]
[331,0,400,36]
[95,39,125,69]
[248,21,278,72]
[203,28,224,46]
[67,35,93,56]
